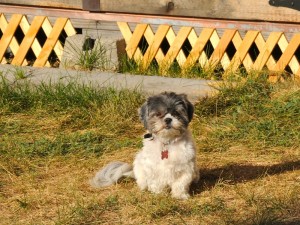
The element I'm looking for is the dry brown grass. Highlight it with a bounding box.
[1,146,299,225]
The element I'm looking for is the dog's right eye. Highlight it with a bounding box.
[156,112,162,117]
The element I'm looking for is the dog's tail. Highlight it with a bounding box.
[90,161,134,188]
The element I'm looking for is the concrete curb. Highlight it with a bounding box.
[0,65,219,103]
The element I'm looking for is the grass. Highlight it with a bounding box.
[118,56,224,80]
[0,72,300,225]
[63,35,113,71]
[194,73,300,151]
[77,38,110,71]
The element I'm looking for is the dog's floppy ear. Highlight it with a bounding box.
[138,102,148,129]
[181,94,194,122]
[186,100,194,122]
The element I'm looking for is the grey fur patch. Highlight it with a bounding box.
[139,102,149,129]
[138,92,194,129]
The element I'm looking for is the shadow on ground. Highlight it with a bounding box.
[192,160,300,193]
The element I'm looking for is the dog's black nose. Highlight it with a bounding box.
[164,118,172,124]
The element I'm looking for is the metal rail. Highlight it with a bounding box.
[1,4,300,33]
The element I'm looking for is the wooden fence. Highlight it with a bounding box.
[0,14,76,67]
[118,22,300,79]
[1,13,300,79]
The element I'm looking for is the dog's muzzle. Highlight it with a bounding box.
[164,117,172,129]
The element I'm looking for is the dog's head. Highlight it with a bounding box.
[139,92,194,142]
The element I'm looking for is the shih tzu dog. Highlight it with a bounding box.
[90,92,199,199]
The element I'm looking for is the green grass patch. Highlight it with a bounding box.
[0,78,145,160]
[119,56,223,80]
[0,76,144,113]
[194,75,300,151]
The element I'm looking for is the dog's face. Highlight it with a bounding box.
[139,92,194,142]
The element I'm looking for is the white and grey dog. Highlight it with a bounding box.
[90,92,199,199]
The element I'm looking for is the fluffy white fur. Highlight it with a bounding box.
[134,129,199,199]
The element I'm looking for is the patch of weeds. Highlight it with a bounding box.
[16,198,29,209]
[78,38,109,71]
[11,66,27,80]
[65,35,112,71]
[104,195,120,209]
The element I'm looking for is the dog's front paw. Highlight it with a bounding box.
[172,192,190,200]
[148,184,164,194]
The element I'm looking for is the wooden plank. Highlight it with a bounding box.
[5,15,29,65]
[187,28,198,48]
[184,28,214,68]
[209,29,237,68]
[209,30,231,70]
[3,7,300,34]
[276,34,299,73]
[0,14,22,63]
[0,0,82,9]
[0,13,7,63]
[231,31,252,69]
[274,33,300,71]
[142,24,170,69]
[0,14,5,63]
[41,17,63,65]
[117,22,143,61]
[252,32,283,70]
[117,22,132,44]
[64,19,76,36]
[162,26,192,69]
[143,25,164,65]
[16,15,34,66]
[19,16,46,66]
[164,27,186,68]
[125,24,148,59]
[254,32,276,70]
[1,1,300,23]
[228,30,259,72]
[39,18,53,67]
[98,0,300,23]
[11,16,45,66]
[33,18,68,67]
